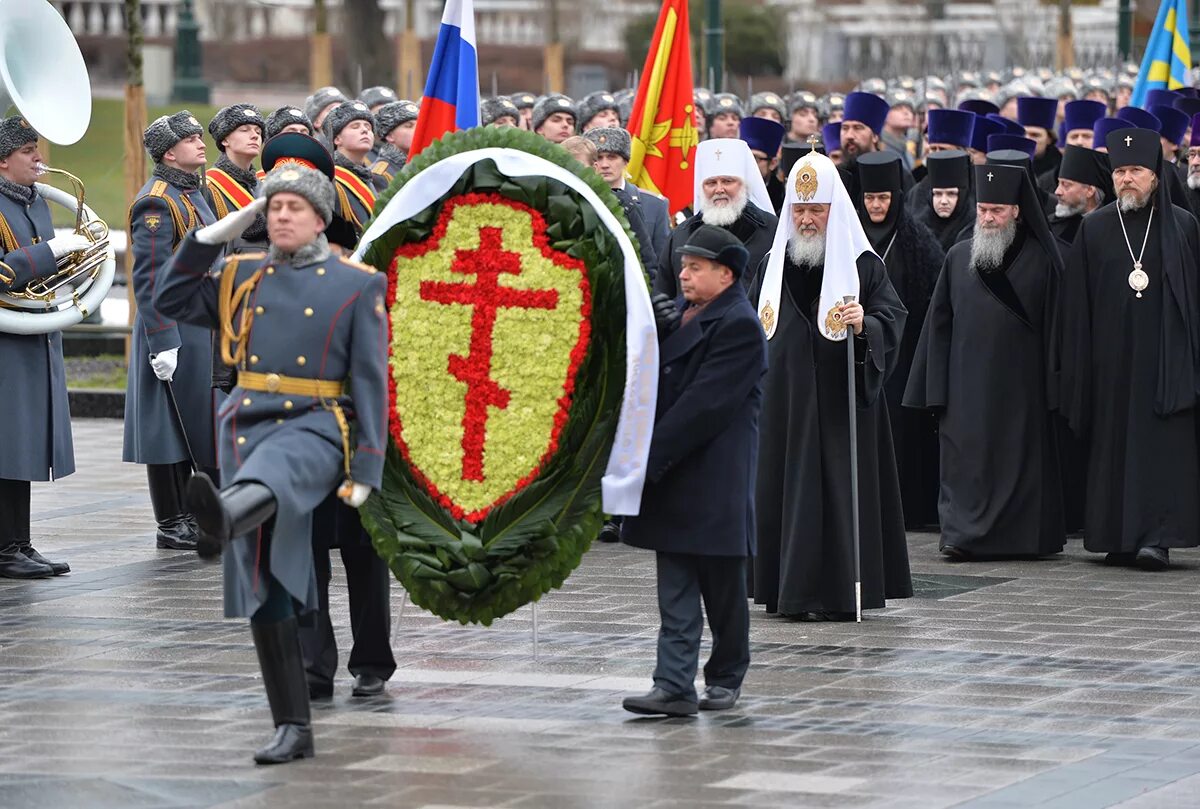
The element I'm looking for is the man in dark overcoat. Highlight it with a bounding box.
[0,115,84,578]
[622,225,768,717]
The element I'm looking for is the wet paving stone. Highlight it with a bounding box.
[4,420,1200,807]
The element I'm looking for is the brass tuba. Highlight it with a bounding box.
[0,0,113,335]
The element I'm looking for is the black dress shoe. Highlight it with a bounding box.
[351,674,386,697]
[791,610,856,622]
[622,687,698,717]
[1135,546,1169,571]
[597,520,622,543]
[253,723,314,764]
[0,546,53,579]
[940,545,972,562]
[308,680,333,700]
[156,516,199,550]
[17,542,69,575]
[699,685,741,711]
[1104,552,1136,566]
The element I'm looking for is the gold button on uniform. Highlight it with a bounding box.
[296,356,307,366]
[276,418,284,425]
[316,268,325,276]
[266,267,275,275]
[242,397,252,406]
[237,436,246,445]
[304,307,313,317]
[255,305,264,314]
[283,400,293,410]
[250,355,259,365]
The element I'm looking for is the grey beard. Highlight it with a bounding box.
[1055,201,1087,218]
[1117,190,1151,212]
[787,233,826,267]
[1188,172,1200,191]
[970,220,1017,273]
[700,190,748,227]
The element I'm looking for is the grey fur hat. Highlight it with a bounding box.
[322,101,375,143]
[708,93,744,120]
[207,104,264,152]
[748,92,786,120]
[359,85,398,109]
[481,96,521,126]
[510,92,538,110]
[261,164,335,225]
[0,115,39,160]
[304,86,348,123]
[532,94,577,133]
[265,106,314,140]
[581,127,630,161]
[577,91,619,130]
[375,100,420,139]
[143,110,204,162]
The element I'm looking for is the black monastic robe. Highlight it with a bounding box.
[751,253,912,616]
[1059,201,1200,552]
[904,227,1065,556]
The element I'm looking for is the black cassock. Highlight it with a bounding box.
[904,227,1065,556]
[750,253,912,616]
[871,212,945,529]
[1060,201,1200,553]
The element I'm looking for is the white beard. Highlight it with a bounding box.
[700,188,748,227]
[1188,172,1200,191]
[787,232,826,267]
[1117,190,1151,212]
[970,219,1017,272]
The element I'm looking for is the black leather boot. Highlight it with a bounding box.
[250,617,315,765]
[0,544,53,578]
[147,462,199,550]
[0,481,51,578]
[187,473,277,559]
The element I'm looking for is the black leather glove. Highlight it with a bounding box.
[652,292,680,339]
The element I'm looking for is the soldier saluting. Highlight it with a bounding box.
[153,141,388,764]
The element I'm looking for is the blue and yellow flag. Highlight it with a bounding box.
[1131,0,1192,108]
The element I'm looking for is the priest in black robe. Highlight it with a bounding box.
[909,150,976,252]
[1059,127,1200,571]
[855,152,944,528]
[1049,145,1112,244]
[1185,117,1200,216]
[904,163,1065,560]
[751,151,911,621]
[656,138,777,298]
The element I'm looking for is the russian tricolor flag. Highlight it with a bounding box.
[408,0,480,158]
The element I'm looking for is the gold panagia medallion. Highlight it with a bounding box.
[824,305,847,337]
[1129,266,1149,298]
[759,301,775,335]
[795,163,818,202]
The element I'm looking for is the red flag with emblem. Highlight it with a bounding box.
[625,0,697,216]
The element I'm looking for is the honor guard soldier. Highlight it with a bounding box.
[0,116,80,578]
[481,96,521,128]
[153,145,388,764]
[260,134,397,701]
[324,101,381,238]
[577,91,621,132]
[204,104,267,251]
[124,112,221,551]
[304,86,348,149]
[369,101,419,186]
[509,92,537,130]
[265,107,315,141]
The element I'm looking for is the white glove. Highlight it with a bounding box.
[196,197,267,245]
[150,348,179,382]
[47,233,92,259]
[338,480,371,508]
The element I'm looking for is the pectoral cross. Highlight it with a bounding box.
[420,227,560,482]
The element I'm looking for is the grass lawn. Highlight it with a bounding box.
[46,98,223,229]
[65,354,127,389]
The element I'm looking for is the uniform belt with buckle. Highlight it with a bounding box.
[238,371,345,397]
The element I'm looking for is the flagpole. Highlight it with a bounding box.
[845,301,862,623]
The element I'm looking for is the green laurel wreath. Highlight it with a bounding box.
[358,126,641,626]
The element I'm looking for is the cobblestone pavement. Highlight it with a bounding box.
[3,420,1200,808]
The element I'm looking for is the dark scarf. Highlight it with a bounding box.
[153,162,201,191]
[268,233,331,268]
[334,152,372,183]
[0,174,37,206]
[213,153,258,191]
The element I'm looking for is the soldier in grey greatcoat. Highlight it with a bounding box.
[0,116,83,579]
[123,111,222,551]
[154,153,388,765]
[368,100,418,187]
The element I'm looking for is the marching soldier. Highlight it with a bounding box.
[323,101,380,238]
[0,116,81,578]
[204,104,267,252]
[369,101,419,186]
[124,112,221,550]
[153,147,388,764]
